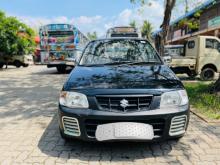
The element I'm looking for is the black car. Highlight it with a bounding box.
[58,38,190,142]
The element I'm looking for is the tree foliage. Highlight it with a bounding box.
[0,11,35,56]
[129,20,137,28]
[87,31,98,40]
[131,0,176,55]
[141,20,153,41]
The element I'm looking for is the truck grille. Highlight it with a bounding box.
[169,115,187,136]
[96,95,153,112]
[62,116,81,136]
[85,119,165,139]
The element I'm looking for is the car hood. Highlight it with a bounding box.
[63,65,183,91]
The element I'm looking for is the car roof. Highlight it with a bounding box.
[91,37,149,42]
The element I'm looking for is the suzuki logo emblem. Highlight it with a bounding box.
[120,99,129,108]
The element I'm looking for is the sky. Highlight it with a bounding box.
[0,0,206,37]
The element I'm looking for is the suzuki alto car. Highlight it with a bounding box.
[58,38,190,142]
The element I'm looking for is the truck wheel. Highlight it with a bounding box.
[187,70,197,79]
[23,64,29,67]
[200,68,215,81]
[56,66,66,73]
[0,63,4,68]
[14,61,21,68]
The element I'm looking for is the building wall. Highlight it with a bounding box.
[167,2,220,42]
[200,4,220,30]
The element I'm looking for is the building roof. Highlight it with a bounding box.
[153,0,217,35]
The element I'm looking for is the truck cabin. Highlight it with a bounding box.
[164,45,185,57]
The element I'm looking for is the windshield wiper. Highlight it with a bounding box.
[81,61,162,67]
[149,65,173,80]
[124,61,162,66]
[80,61,132,67]
[80,64,105,67]
[103,61,133,66]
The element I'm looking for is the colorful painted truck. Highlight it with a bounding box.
[39,24,89,73]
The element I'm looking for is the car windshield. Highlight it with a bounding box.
[79,39,162,66]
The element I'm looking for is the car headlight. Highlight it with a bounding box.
[59,91,89,108]
[160,90,188,108]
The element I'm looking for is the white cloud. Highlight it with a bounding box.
[104,0,164,31]
[7,0,164,37]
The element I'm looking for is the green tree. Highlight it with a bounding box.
[129,20,137,28]
[141,20,153,41]
[0,11,35,68]
[87,32,98,40]
[131,0,176,55]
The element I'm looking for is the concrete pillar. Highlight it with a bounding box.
[214,29,219,37]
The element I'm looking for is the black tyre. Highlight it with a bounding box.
[56,66,66,73]
[0,63,4,68]
[23,64,29,67]
[14,61,22,68]
[200,68,215,81]
[186,70,197,79]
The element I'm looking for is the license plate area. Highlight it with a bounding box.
[95,122,154,141]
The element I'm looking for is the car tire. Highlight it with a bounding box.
[23,64,29,67]
[56,66,66,73]
[200,68,215,81]
[186,70,197,79]
[14,61,22,68]
[0,63,4,68]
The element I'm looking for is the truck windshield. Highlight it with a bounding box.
[80,39,161,66]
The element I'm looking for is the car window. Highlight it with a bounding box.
[206,39,219,50]
[80,39,161,65]
[188,41,195,49]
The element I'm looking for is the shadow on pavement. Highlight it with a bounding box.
[37,115,192,164]
[33,68,72,75]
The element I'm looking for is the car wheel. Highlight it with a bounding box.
[200,68,215,81]
[56,66,66,73]
[187,70,197,79]
[23,64,29,67]
[0,63,4,68]
[14,61,22,68]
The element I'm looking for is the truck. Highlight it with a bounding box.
[39,24,89,73]
[166,36,220,80]
[106,26,140,38]
[0,54,33,68]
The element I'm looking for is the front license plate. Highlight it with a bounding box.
[95,122,154,141]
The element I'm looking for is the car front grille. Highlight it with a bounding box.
[85,119,165,139]
[169,115,187,136]
[96,95,153,112]
[62,116,81,136]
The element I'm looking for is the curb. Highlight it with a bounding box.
[190,108,220,124]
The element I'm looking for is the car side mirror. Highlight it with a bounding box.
[163,56,172,64]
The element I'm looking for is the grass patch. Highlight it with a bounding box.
[184,82,220,120]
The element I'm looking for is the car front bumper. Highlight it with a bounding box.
[58,105,190,142]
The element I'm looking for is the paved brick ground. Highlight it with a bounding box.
[0,65,220,165]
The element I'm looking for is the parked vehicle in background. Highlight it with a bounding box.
[47,49,82,73]
[165,36,220,80]
[39,24,89,73]
[106,26,140,38]
[0,54,33,68]
[164,45,184,57]
[58,38,190,142]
